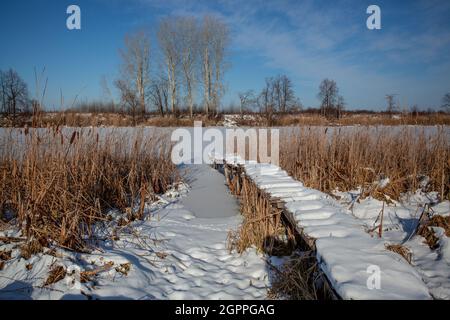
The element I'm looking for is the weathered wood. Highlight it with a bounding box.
[213,159,339,299]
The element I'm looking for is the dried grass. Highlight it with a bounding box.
[80,261,114,283]
[267,252,333,300]
[0,112,223,128]
[43,265,66,286]
[231,113,450,127]
[417,215,450,249]
[280,127,449,201]
[226,168,289,254]
[0,249,12,261]
[385,244,412,264]
[0,128,177,251]
[20,239,43,260]
[427,215,450,237]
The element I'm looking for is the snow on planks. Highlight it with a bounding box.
[212,154,431,300]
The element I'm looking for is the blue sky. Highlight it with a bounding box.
[0,0,449,110]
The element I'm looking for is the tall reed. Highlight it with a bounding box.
[0,127,177,251]
[280,127,449,200]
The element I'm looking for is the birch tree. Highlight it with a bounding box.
[200,16,229,115]
[158,18,180,115]
[118,31,151,116]
[177,16,199,118]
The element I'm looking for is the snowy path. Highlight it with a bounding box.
[0,165,269,300]
[180,165,239,218]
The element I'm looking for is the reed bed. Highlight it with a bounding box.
[268,252,334,300]
[225,166,290,254]
[0,127,177,251]
[280,127,450,201]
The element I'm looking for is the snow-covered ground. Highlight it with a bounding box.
[1,126,449,300]
[213,154,448,299]
[333,189,450,299]
[0,165,269,300]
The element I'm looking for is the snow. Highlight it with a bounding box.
[180,164,239,218]
[0,166,269,300]
[333,189,450,299]
[212,153,433,300]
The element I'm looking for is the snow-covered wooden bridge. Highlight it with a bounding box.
[212,154,431,300]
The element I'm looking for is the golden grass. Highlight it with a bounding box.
[267,252,334,300]
[43,265,66,286]
[280,127,449,201]
[385,244,412,264]
[0,112,223,128]
[272,113,450,127]
[225,166,290,254]
[418,215,450,249]
[0,127,178,251]
[2,112,449,128]
[427,215,450,236]
[0,249,12,261]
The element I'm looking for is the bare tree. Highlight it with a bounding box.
[114,79,139,124]
[290,97,303,112]
[0,70,6,114]
[100,75,115,112]
[318,79,338,118]
[385,94,397,114]
[158,18,181,115]
[441,93,450,113]
[0,68,29,117]
[200,15,229,115]
[149,74,169,117]
[119,31,151,117]
[238,90,255,115]
[273,74,295,113]
[176,16,199,118]
[336,95,345,119]
[259,77,277,125]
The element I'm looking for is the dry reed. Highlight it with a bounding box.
[267,252,333,300]
[0,127,177,251]
[225,166,291,254]
[385,244,412,264]
[280,127,449,201]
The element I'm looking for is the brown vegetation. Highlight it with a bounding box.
[220,163,333,299]
[43,265,66,286]
[1,111,449,128]
[268,252,333,300]
[0,112,224,128]
[231,112,450,127]
[418,214,450,249]
[224,165,291,254]
[385,244,412,264]
[280,126,449,201]
[0,128,177,251]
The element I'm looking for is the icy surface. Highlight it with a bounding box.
[213,153,432,300]
[180,164,239,218]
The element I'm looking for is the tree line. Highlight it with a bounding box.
[115,15,229,120]
[1,12,450,119]
[0,69,29,117]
